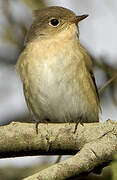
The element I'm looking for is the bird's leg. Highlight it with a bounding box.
[74,117,84,133]
[74,121,79,134]
[36,122,39,134]
[35,119,49,134]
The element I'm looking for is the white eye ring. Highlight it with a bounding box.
[49,18,60,27]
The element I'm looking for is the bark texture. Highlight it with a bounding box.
[0,120,117,179]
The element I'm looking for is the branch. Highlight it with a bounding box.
[99,75,117,94]
[0,121,117,179]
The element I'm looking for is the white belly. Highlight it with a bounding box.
[32,61,86,123]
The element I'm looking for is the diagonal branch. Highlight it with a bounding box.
[24,135,114,180]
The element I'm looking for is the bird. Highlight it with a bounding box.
[16,6,100,133]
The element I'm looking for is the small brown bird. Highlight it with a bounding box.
[16,6,100,133]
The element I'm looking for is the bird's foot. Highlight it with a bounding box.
[35,119,49,134]
[36,122,39,134]
[73,118,84,133]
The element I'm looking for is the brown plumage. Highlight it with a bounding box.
[16,6,100,132]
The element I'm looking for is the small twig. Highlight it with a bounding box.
[99,75,117,94]
[55,155,62,163]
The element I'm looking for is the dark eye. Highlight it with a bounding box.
[49,19,59,26]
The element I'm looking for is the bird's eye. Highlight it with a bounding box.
[49,19,59,27]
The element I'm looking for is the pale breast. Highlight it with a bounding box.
[17,26,99,123]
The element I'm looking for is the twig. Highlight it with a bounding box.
[55,155,62,164]
[99,75,117,94]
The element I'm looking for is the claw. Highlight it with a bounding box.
[36,122,39,134]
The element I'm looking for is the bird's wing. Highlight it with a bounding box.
[89,70,99,100]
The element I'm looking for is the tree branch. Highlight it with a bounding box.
[0,120,117,179]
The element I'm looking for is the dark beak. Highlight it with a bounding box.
[74,14,89,23]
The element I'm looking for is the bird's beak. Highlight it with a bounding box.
[73,14,89,24]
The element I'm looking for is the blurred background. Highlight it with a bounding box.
[0,0,117,179]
